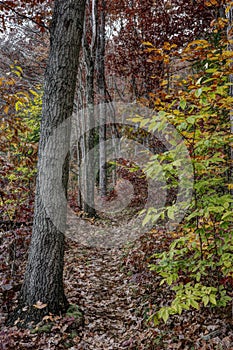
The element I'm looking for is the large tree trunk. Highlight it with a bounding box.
[8,0,86,326]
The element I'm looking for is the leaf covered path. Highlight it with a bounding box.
[64,229,233,350]
[1,226,232,349]
[64,241,151,349]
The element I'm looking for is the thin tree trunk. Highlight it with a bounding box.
[97,0,107,196]
[76,68,85,210]
[8,0,86,326]
[80,0,97,217]
[84,53,96,216]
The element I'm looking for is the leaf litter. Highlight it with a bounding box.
[0,223,232,349]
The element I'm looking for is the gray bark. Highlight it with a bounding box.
[8,0,86,326]
[96,0,107,196]
[83,42,96,216]
[76,69,85,209]
[77,0,97,217]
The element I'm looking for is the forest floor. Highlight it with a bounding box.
[0,217,233,349]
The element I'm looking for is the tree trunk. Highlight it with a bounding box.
[79,0,97,217]
[76,72,85,210]
[83,46,96,216]
[8,0,86,326]
[96,0,107,196]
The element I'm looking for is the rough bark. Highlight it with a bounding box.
[76,79,85,210]
[8,0,86,326]
[83,42,96,216]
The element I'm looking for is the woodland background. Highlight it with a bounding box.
[0,0,233,349]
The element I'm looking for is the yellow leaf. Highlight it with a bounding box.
[163,41,171,50]
[15,65,23,73]
[142,41,153,47]
[226,2,233,14]
[4,105,10,114]
[15,101,23,111]
[205,0,218,6]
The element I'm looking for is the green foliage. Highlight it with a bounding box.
[66,304,83,319]
[18,88,42,143]
[30,323,52,334]
[143,27,233,323]
[0,69,42,222]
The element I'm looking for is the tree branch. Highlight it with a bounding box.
[0,1,50,31]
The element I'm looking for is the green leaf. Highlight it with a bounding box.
[159,308,169,323]
[200,96,208,105]
[159,279,166,286]
[130,117,143,123]
[177,121,188,130]
[153,315,159,325]
[196,77,203,85]
[205,68,216,73]
[221,211,233,221]
[177,304,183,315]
[140,118,150,127]
[190,299,199,310]
[180,99,187,110]
[223,260,232,268]
[209,294,217,305]
[196,272,201,282]
[167,206,175,220]
[195,88,202,98]
[167,275,173,286]
[151,212,162,224]
[187,116,195,125]
[202,295,209,307]
[142,214,151,226]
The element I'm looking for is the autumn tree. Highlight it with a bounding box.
[7,0,86,326]
[142,2,233,323]
[0,2,50,229]
[0,0,52,88]
[106,0,216,100]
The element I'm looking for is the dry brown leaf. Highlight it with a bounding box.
[33,301,47,309]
